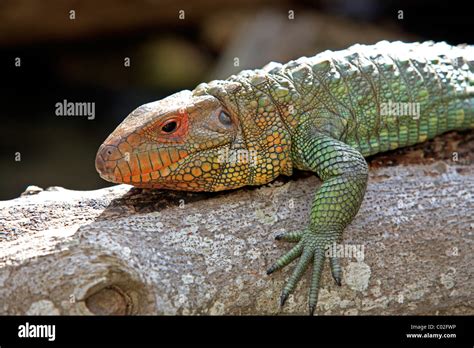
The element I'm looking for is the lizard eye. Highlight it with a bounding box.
[161,119,179,134]
[218,110,232,127]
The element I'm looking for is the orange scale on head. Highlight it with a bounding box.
[118,142,132,155]
[183,174,194,181]
[114,167,122,181]
[137,153,152,173]
[175,182,190,189]
[169,149,180,163]
[127,133,142,147]
[159,151,172,167]
[168,162,179,171]
[118,161,131,176]
[132,174,141,183]
[149,152,163,170]
[191,167,202,177]
[128,155,141,176]
[160,167,171,177]
[202,163,212,172]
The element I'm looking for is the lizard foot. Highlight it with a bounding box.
[267,228,342,315]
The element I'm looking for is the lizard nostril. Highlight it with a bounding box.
[101,145,122,161]
[96,145,121,179]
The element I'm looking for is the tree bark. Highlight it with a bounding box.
[0,131,473,315]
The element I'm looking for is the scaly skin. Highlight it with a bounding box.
[96,41,474,314]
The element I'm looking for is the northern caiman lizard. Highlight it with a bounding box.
[95,41,474,314]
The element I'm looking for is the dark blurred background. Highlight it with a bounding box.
[0,0,471,200]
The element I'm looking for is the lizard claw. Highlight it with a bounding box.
[280,292,289,307]
[330,256,343,286]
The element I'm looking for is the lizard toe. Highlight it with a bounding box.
[275,230,303,242]
[266,242,303,275]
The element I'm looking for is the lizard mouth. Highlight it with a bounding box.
[96,145,190,185]
[96,138,232,191]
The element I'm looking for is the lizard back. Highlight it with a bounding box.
[262,41,474,157]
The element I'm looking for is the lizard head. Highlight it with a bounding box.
[96,78,292,192]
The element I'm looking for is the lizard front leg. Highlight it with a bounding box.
[267,122,368,315]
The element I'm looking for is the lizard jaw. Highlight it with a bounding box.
[95,144,219,191]
[95,143,190,186]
